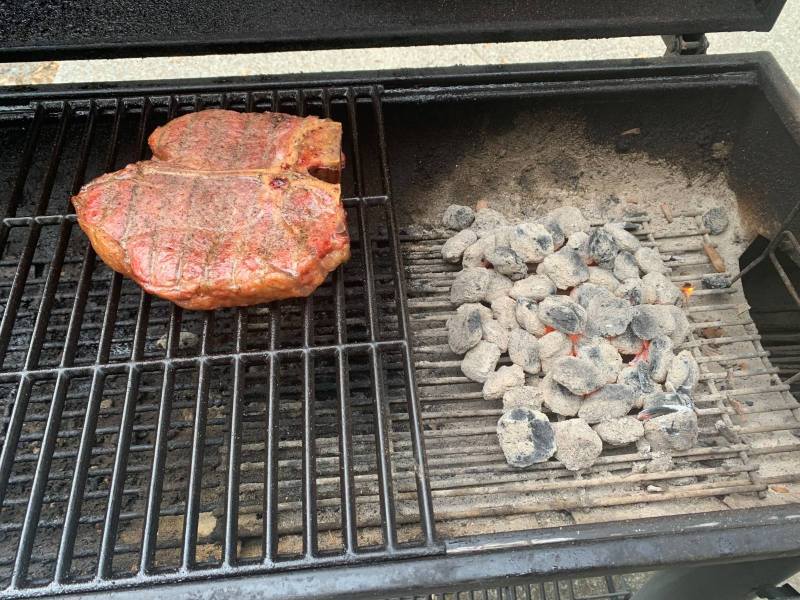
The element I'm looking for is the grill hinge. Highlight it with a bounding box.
[662,34,709,56]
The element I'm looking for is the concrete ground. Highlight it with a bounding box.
[0,3,798,87]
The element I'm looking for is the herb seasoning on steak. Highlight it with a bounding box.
[72,109,348,310]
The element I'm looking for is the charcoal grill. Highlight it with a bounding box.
[1,2,800,599]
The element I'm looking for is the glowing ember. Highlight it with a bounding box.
[631,339,651,363]
[681,282,694,301]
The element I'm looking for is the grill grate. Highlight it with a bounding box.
[401,210,800,536]
[0,86,439,596]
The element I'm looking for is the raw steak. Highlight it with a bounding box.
[72,110,348,311]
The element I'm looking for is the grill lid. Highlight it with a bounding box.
[0,0,786,62]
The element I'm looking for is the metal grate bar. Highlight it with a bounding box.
[372,87,437,544]
[139,305,182,573]
[224,310,245,566]
[262,309,280,563]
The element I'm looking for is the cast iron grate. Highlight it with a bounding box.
[0,85,438,596]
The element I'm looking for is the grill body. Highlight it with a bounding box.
[0,52,799,599]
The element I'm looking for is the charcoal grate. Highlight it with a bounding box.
[0,86,439,596]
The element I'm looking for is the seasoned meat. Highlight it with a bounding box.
[72,109,348,310]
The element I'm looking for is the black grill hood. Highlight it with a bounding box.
[0,0,786,62]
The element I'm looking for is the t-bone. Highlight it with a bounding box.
[553,418,603,471]
[539,247,590,289]
[442,204,476,230]
[441,228,478,263]
[538,295,587,335]
[497,408,557,467]
[460,340,502,383]
[510,274,556,301]
[483,364,525,401]
[551,356,605,395]
[507,328,541,374]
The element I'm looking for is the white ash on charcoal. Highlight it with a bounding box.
[646,335,674,383]
[515,298,547,336]
[491,295,518,330]
[635,247,669,275]
[483,364,525,401]
[616,277,649,305]
[509,222,554,262]
[585,295,633,338]
[618,361,659,398]
[702,206,729,235]
[576,338,623,384]
[613,250,640,281]
[578,384,638,424]
[460,341,501,383]
[593,416,644,446]
[551,356,605,396]
[536,214,566,248]
[541,373,582,417]
[441,229,478,263]
[538,296,586,335]
[570,282,614,309]
[553,418,603,471]
[503,385,543,411]
[548,206,591,237]
[587,228,619,267]
[442,204,700,471]
[701,273,731,289]
[510,274,556,301]
[442,204,475,230]
[482,319,510,352]
[642,271,681,305]
[538,330,572,373]
[485,245,528,280]
[610,325,645,356]
[540,247,590,289]
[566,230,591,264]
[507,328,541,374]
[630,304,676,340]
[666,350,700,394]
[643,409,699,452]
[471,207,509,237]
[497,408,557,468]
[587,266,620,292]
[447,304,484,355]
[604,222,641,252]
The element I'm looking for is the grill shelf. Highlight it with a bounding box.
[0,87,440,596]
[1,59,800,599]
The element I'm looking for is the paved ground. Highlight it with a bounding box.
[0,3,798,87]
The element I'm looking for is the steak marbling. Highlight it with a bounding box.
[72,109,349,310]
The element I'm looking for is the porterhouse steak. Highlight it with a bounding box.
[72,109,349,310]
